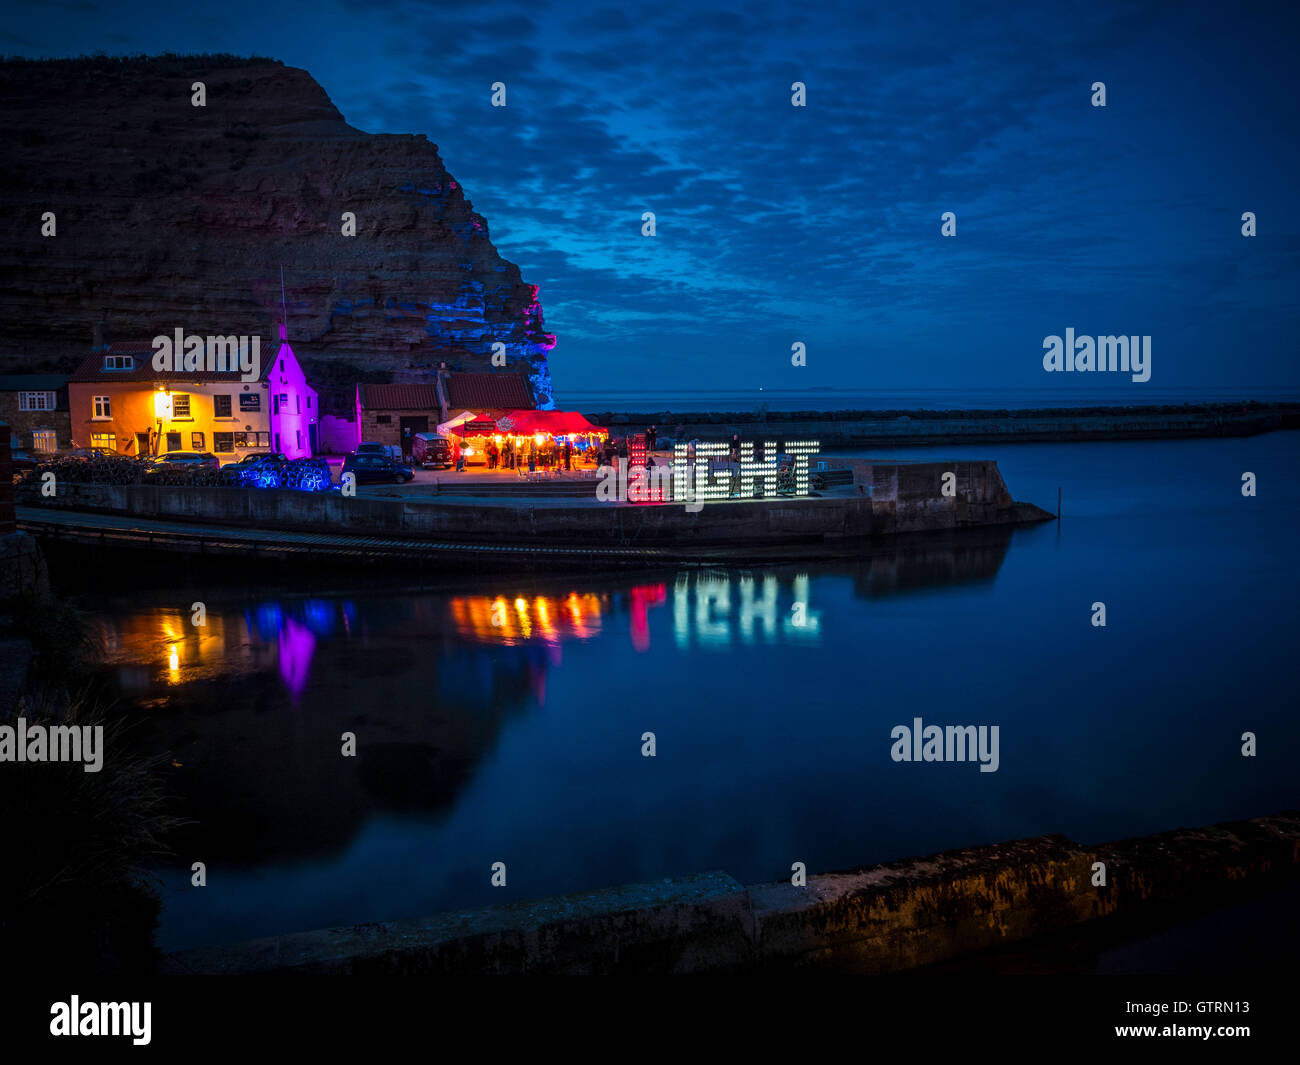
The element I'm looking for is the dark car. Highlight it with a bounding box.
[355,442,390,457]
[342,453,414,484]
[8,435,39,472]
[145,451,220,472]
[61,446,115,461]
[227,451,288,471]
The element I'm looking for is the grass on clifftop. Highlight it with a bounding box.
[0,52,281,77]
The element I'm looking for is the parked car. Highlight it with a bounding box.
[227,450,288,470]
[342,452,414,484]
[8,434,38,472]
[60,446,115,461]
[411,432,454,468]
[355,441,389,457]
[144,451,220,472]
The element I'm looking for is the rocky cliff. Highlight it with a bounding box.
[0,54,555,408]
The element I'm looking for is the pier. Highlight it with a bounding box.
[15,458,1054,567]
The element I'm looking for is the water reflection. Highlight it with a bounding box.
[449,592,604,645]
[674,573,822,649]
[80,527,1031,939]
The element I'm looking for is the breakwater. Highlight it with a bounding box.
[159,811,1300,975]
[16,459,1053,561]
[588,403,1298,447]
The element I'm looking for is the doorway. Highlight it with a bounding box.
[399,416,429,461]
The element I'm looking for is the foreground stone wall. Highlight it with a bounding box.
[19,460,1051,545]
[160,812,1300,975]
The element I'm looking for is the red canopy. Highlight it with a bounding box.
[453,410,607,437]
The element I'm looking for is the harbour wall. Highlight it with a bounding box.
[592,408,1292,447]
[160,811,1300,975]
[18,460,1052,546]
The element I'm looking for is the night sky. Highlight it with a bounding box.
[6,0,1298,396]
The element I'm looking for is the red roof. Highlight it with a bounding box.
[70,342,274,383]
[358,383,441,410]
[445,372,534,411]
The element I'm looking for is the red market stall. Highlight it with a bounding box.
[449,410,608,468]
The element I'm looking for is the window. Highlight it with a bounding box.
[191,432,205,450]
[233,431,270,449]
[279,360,284,372]
[171,394,191,418]
[376,414,391,425]
[296,429,302,450]
[92,395,111,418]
[214,432,234,453]
[90,432,115,450]
[296,395,300,414]
[239,393,261,412]
[274,433,281,452]
[272,395,279,415]
[19,391,55,411]
[307,396,312,409]
[102,355,134,371]
[166,432,181,452]
[31,430,57,452]
[213,394,232,417]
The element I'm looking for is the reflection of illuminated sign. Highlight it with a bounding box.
[672,573,821,648]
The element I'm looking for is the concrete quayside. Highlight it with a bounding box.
[160,811,1300,975]
[16,458,1054,564]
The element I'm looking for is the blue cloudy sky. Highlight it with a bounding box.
[6,0,1299,397]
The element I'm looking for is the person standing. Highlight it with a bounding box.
[646,425,657,453]
[564,439,572,471]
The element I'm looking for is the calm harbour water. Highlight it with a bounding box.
[71,432,1300,952]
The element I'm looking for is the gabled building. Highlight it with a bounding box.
[0,374,70,454]
[440,371,535,424]
[67,325,319,461]
[354,371,536,457]
[355,383,441,456]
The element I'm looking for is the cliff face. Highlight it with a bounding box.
[0,55,555,407]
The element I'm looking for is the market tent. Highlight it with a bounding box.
[437,410,480,435]
[490,410,608,436]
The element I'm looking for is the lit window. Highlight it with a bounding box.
[31,430,57,452]
[93,395,111,418]
[191,432,204,450]
[90,432,115,450]
[171,394,191,418]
